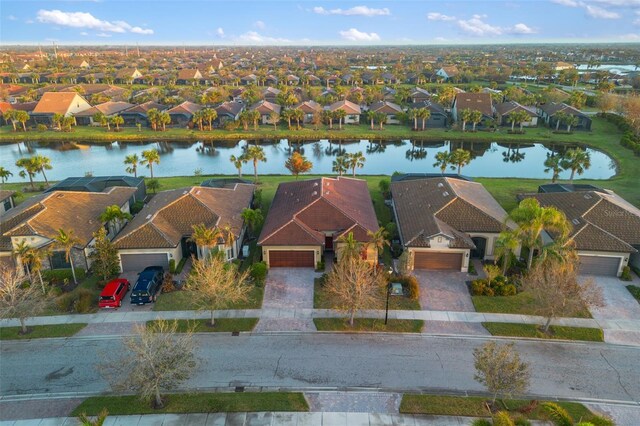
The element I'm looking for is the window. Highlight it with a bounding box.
[50,251,71,269]
[3,198,11,211]
[227,248,234,260]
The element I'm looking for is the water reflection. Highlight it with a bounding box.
[0,139,616,182]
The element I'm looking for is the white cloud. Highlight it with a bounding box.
[427,12,456,21]
[254,20,266,29]
[234,31,290,44]
[592,0,640,6]
[551,0,579,6]
[584,4,621,17]
[80,31,88,36]
[510,23,536,34]
[457,16,503,36]
[96,32,111,37]
[36,9,153,34]
[7,15,17,21]
[216,27,225,37]
[339,28,381,41]
[313,6,390,17]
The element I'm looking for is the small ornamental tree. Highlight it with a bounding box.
[89,228,120,282]
[0,266,48,334]
[284,152,313,180]
[473,341,531,404]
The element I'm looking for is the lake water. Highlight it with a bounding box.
[0,139,616,183]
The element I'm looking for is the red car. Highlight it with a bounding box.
[99,278,130,308]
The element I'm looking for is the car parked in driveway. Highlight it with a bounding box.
[130,266,164,305]
[99,278,130,308]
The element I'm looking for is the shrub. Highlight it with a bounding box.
[384,221,397,238]
[315,261,325,272]
[620,266,632,281]
[498,284,517,296]
[74,289,94,313]
[587,415,615,426]
[493,411,515,426]
[56,293,75,312]
[37,123,48,132]
[250,262,267,284]
[512,417,532,426]
[169,259,176,274]
[43,268,87,285]
[471,279,488,296]
[541,402,573,426]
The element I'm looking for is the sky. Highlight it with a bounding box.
[2,0,640,45]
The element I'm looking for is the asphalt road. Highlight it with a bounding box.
[1,333,639,404]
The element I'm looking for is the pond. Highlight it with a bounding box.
[0,139,616,183]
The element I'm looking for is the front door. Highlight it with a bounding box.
[325,235,333,251]
[181,237,198,259]
[471,237,487,259]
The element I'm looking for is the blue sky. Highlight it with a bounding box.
[2,0,640,45]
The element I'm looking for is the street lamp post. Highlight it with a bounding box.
[385,282,391,325]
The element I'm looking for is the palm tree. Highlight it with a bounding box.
[31,155,52,186]
[99,205,132,236]
[346,151,366,177]
[21,246,47,293]
[281,109,293,130]
[147,108,160,131]
[543,154,563,183]
[14,111,29,132]
[375,112,387,130]
[332,156,349,176]
[336,232,362,261]
[417,107,431,131]
[494,230,520,275]
[15,157,38,190]
[408,108,418,130]
[244,145,266,182]
[0,167,13,183]
[449,148,472,175]
[54,229,81,284]
[201,108,217,131]
[230,154,245,178]
[3,110,16,131]
[459,108,472,132]
[141,149,160,178]
[564,114,579,132]
[191,110,204,131]
[322,110,334,130]
[560,148,591,183]
[508,198,571,269]
[367,227,389,265]
[269,111,280,130]
[470,110,483,132]
[189,224,223,260]
[291,109,304,130]
[241,208,264,237]
[334,109,347,130]
[220,224,236,258]
[110,115,124,131]
[248,110,261,130]
[124,154,139,177]
[159,111,171,131]
[12,240,33,282]
[553,111,567,132]
[366,110,376,130]
[433,151,450,175]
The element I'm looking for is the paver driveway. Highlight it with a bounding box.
[255,268,317,332]
[413,270,476,312]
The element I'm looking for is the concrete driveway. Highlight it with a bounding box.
[413,270,476,312]
[255,268,318,332]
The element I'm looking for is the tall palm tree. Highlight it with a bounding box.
[332,156,349,176]
[448,148,472,175]
[147,108,160,131]
[230,154,245,178]
[15,157,38,190]
[141,149,160,178]
[291,109,304,130]
[543,154,563,183]
[124,154,140,177]
[201,108,218,131]
[459,108,472,132]
[191,110,204,131]
[375,112,387,130]
[494,230,520,275]
[367,227,389,265]
[244,145,266,182]
[14,111,30,132]
[553,111,567,132]
[560,148,591,183]
[241,208,263,237]
[110,115,124,131]
[99,205,133,236]
[32,155,52,186]
[433,151,450,175]
[418,107,431,131]
[189,224,223,261]
[508,198,571,270]
[220,224,236,258]
[366,110,376,130]
[21,246,47,292]
[336,232,362,262]
[12,240,33,282]
[54,228,81,284]
[3,110,16,131]
[0,166,13,183]
[408,108,418,130]
[334,109,347,130]
[346,151,366,177]
[470,110,483,132]
[322,110,334,130]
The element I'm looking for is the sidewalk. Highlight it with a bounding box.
[0,411,549,426]
[2,307,639,334]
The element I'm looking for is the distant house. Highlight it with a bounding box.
[203,58,224,73]
[305,73,321,86]
[176,69,203,85]
[494,101,539,127]
[262,87,281,103]
[407,101,448,128]
[368,101,404,124]
[410,87,432,103]
[215,101,244,124]
[538,102,592,131]
[113,184,254,271]
[240,74,257,85]
[166,101,203,127]
[115,68,143,84]
[0,190,15,217]
[328,100,361,124]
[249,100,281,124]
[74,101,134,126]
[554,61,575,71]
[294,100,322,123]
[67,58,90,69]
[31,92,92,125]
[436,66,459,81]
[119,101,166,127]
[451,92,494,124]
[44,175,146,203]
[286,74,300,86]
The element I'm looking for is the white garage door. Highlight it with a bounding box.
[120,253,170,272]
[578,255,620,276]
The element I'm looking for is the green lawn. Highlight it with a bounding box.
[626,285,640,303]
[472,292,592,318]
[71,392,309,416]
[0,323,87,340]
[400,394,596,422]
[146,318,258,332]
[153,285,264,311]
[313,318,424,333]
[483,322,604,342]
[313,278,420,310]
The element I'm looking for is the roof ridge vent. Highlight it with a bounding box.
[437,182,444,188]
[584,193,592,199]
[312,191,318,196]
[442,191,449,196]
[572,218,580,225]
[145,214,152,220]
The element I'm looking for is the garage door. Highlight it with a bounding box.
[120,253,170,272]
[414,252,463,271]
[578,255,620,276]
[269,250,314,268]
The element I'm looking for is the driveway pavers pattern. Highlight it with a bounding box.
[414,270,476,312]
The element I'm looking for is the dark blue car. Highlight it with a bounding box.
[130,266,164,305]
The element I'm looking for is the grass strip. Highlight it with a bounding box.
[0,323,87,340]
[472,292,591,318]
[71,392,309,416]
[482,322,603,342]
[146,318,258,333]
[313,318,423,333]
[626,285,640,304]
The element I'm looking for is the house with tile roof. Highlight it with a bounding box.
[258,177,379,268]
[435,66,459,81]
[176,69,203,85]
[494,101,539,127]
[113,184,254,272]
[391,176,516,271]
[215,101,244,124]
[74,101,134,126]
[0,187,136,272]
[0,190,15,218]
[538,102,592,131]
[368,101,404,124]
[31,92,92,124]
[327,100,361,124]
[518,190,640,276]
[249,100,281,124]
[451,92,494,124]
[119,101,167,127]
[293,100,322,123]
[407,101,448,128]
[166,101,203,127]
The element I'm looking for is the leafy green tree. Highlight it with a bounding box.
[124,154,140,177]
[494,230,520,275]
[244,145,266,182]
[284,152,313,180]
[560,148,591,183]
[473,341,530,404]
[449,148,471,175]
[146,178,161,193]
[433,151,450,175]
[241,208,263,238]
[141,149,160,178]
[89,227,120,282]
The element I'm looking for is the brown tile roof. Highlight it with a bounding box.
[539,102,586,118]
[177,69,203,80]
[328,100,361,114]
[258,177,378,246]
[166,101,202,115]
[494,101,537,117]
[0,190,15,202]
[369,101,403,114]
[453,93,493,117]
[391,177,511,248]
[113,184,254,249]
[294,100,322,114]
[0,187,136,249]
[75,101,134,117]
[519,191,640,253]
[33,92,89,115]
[124,101,166,114]
[249,100,281,114]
